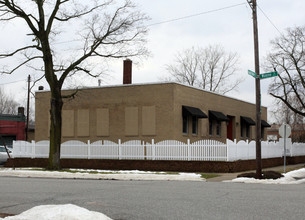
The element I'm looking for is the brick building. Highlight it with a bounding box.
[0,107,26,147]
[35,60,270,143]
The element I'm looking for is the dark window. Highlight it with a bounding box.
[241,120,251,138]
[216,120,221,136]
[183,115,188,134]
[246,125,250,138]
[209,120,213,135]
[240,116,255,139]
[192,116,198,135]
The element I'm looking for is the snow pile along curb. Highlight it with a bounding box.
[229,168,305,184]
[0,168,205,181]
[0,204,111,220]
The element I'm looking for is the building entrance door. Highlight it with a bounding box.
[227,116,235,140]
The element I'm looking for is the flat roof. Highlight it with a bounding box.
[35,81,266,108]
[0,114,25,122]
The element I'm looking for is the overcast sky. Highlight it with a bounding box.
[0,0,304,122]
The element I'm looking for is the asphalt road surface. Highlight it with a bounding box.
[0,177,304,220]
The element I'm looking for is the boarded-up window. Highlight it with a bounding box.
[77,109,89,137]
[96,108,109,137]
[125,107,138,136]
[62,110,74,137]
[142,106,156,135]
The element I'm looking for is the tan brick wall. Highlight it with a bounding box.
[142,106,156,136]
[35,83,268,143]
[172,84,267,143]
[62,110,74,137]
[96,108,109,137]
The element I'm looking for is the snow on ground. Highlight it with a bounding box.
[229,168,305,184]
[0,204,111,220]
[0,168,204,181]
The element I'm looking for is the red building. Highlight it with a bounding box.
[0,107,26,147]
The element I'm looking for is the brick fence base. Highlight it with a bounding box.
[4,156,305,173]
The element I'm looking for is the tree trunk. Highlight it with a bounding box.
[47,87,63,170]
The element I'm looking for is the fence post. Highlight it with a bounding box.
[31,140,35,159]
[152,139,155,160]
[118,139,122,160]
[87,140,91,159]
[187,139,190,161]
[143,141,146,160]
[12,140,15,158]
[234,139,237,161]
[246,139,249,160]
[226,139,229,161]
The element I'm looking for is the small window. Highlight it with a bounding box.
[246,125,250,138]
[192,116,198,135]
[240,120,244,137]
[209,120,213,135]
[216,121,221,136]
[183,115,188,134]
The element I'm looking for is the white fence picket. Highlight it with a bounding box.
[35,140,49,158]
[12,138,305,161]
[61,140,88,159]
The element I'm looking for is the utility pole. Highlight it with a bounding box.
[248,0,262,179]
[26,75,30,141]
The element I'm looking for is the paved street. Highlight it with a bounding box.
[0,176,305,220]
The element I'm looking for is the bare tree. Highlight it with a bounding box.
[267,26,305,117]
[0,0,149,169]
[270,99,305,142]
[0,87,19,114]
[166,47,198,86]
[166,45,242,94]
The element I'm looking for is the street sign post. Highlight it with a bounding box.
[248,70,257,78]
[279,123,291,138]
[260,71,278,79]
[248,70,278,80]
[279,124,291,173]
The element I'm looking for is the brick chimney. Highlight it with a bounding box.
[18,107,25,116]
[123,59,132,84]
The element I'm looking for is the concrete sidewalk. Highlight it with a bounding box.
[1,163,304,182]
[207,163,305,182]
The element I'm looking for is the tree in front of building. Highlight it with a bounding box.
[267,26,305,118]
[165,45,243,95]
[0,0,149,170]
[0,88,19,115]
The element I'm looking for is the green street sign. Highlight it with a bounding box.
[260,71,278,79]
[248,70,257,78]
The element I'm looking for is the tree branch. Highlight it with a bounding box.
[0,45,41,57]
[1,56,43,74]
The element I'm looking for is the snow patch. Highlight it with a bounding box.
[0,204,111,220]
[228,168,305,184]
[0,168,204,181]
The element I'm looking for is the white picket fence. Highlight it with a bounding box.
[12,138,305,162]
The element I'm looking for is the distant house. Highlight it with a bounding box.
[35,60,270,144]
[0,107,26,147]
[267,124,305,142]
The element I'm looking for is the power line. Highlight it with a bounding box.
[147,2,247,27]
[51,2,247,45]
[257,4,283,36]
